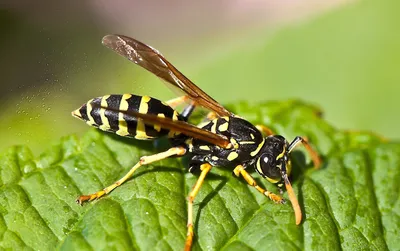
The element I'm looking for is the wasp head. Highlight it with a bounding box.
[255,135,291,185]
[254,135,301,225]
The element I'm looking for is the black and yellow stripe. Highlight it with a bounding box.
[72,94,183,140]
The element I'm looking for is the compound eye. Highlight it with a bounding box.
[256,154,280,180]
[261,154,273,167]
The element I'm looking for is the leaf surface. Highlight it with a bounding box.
[0,101,398,251]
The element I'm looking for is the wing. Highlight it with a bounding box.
[102,34,233,117]
[95,104,230,148]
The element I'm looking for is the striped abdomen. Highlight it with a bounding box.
[72,94,183,139]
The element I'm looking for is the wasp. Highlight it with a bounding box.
[72,35,321,251]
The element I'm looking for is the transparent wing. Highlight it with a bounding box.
[97,104,230,148]
[102,34,233,117]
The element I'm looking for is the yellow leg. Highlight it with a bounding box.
[184,163,212,251]
[76,146,187,204]
[233,165,284,204]
[165,96,189,107]
[255,125,274,136]
[288,136,321,169]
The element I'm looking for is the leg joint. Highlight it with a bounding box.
[187,195,194,203]
[233,165,244,177]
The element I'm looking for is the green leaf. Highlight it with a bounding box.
[0,101,398,251]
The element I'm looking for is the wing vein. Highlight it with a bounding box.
[102,34,233,117]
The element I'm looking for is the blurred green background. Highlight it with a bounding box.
[1,0,399,155]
